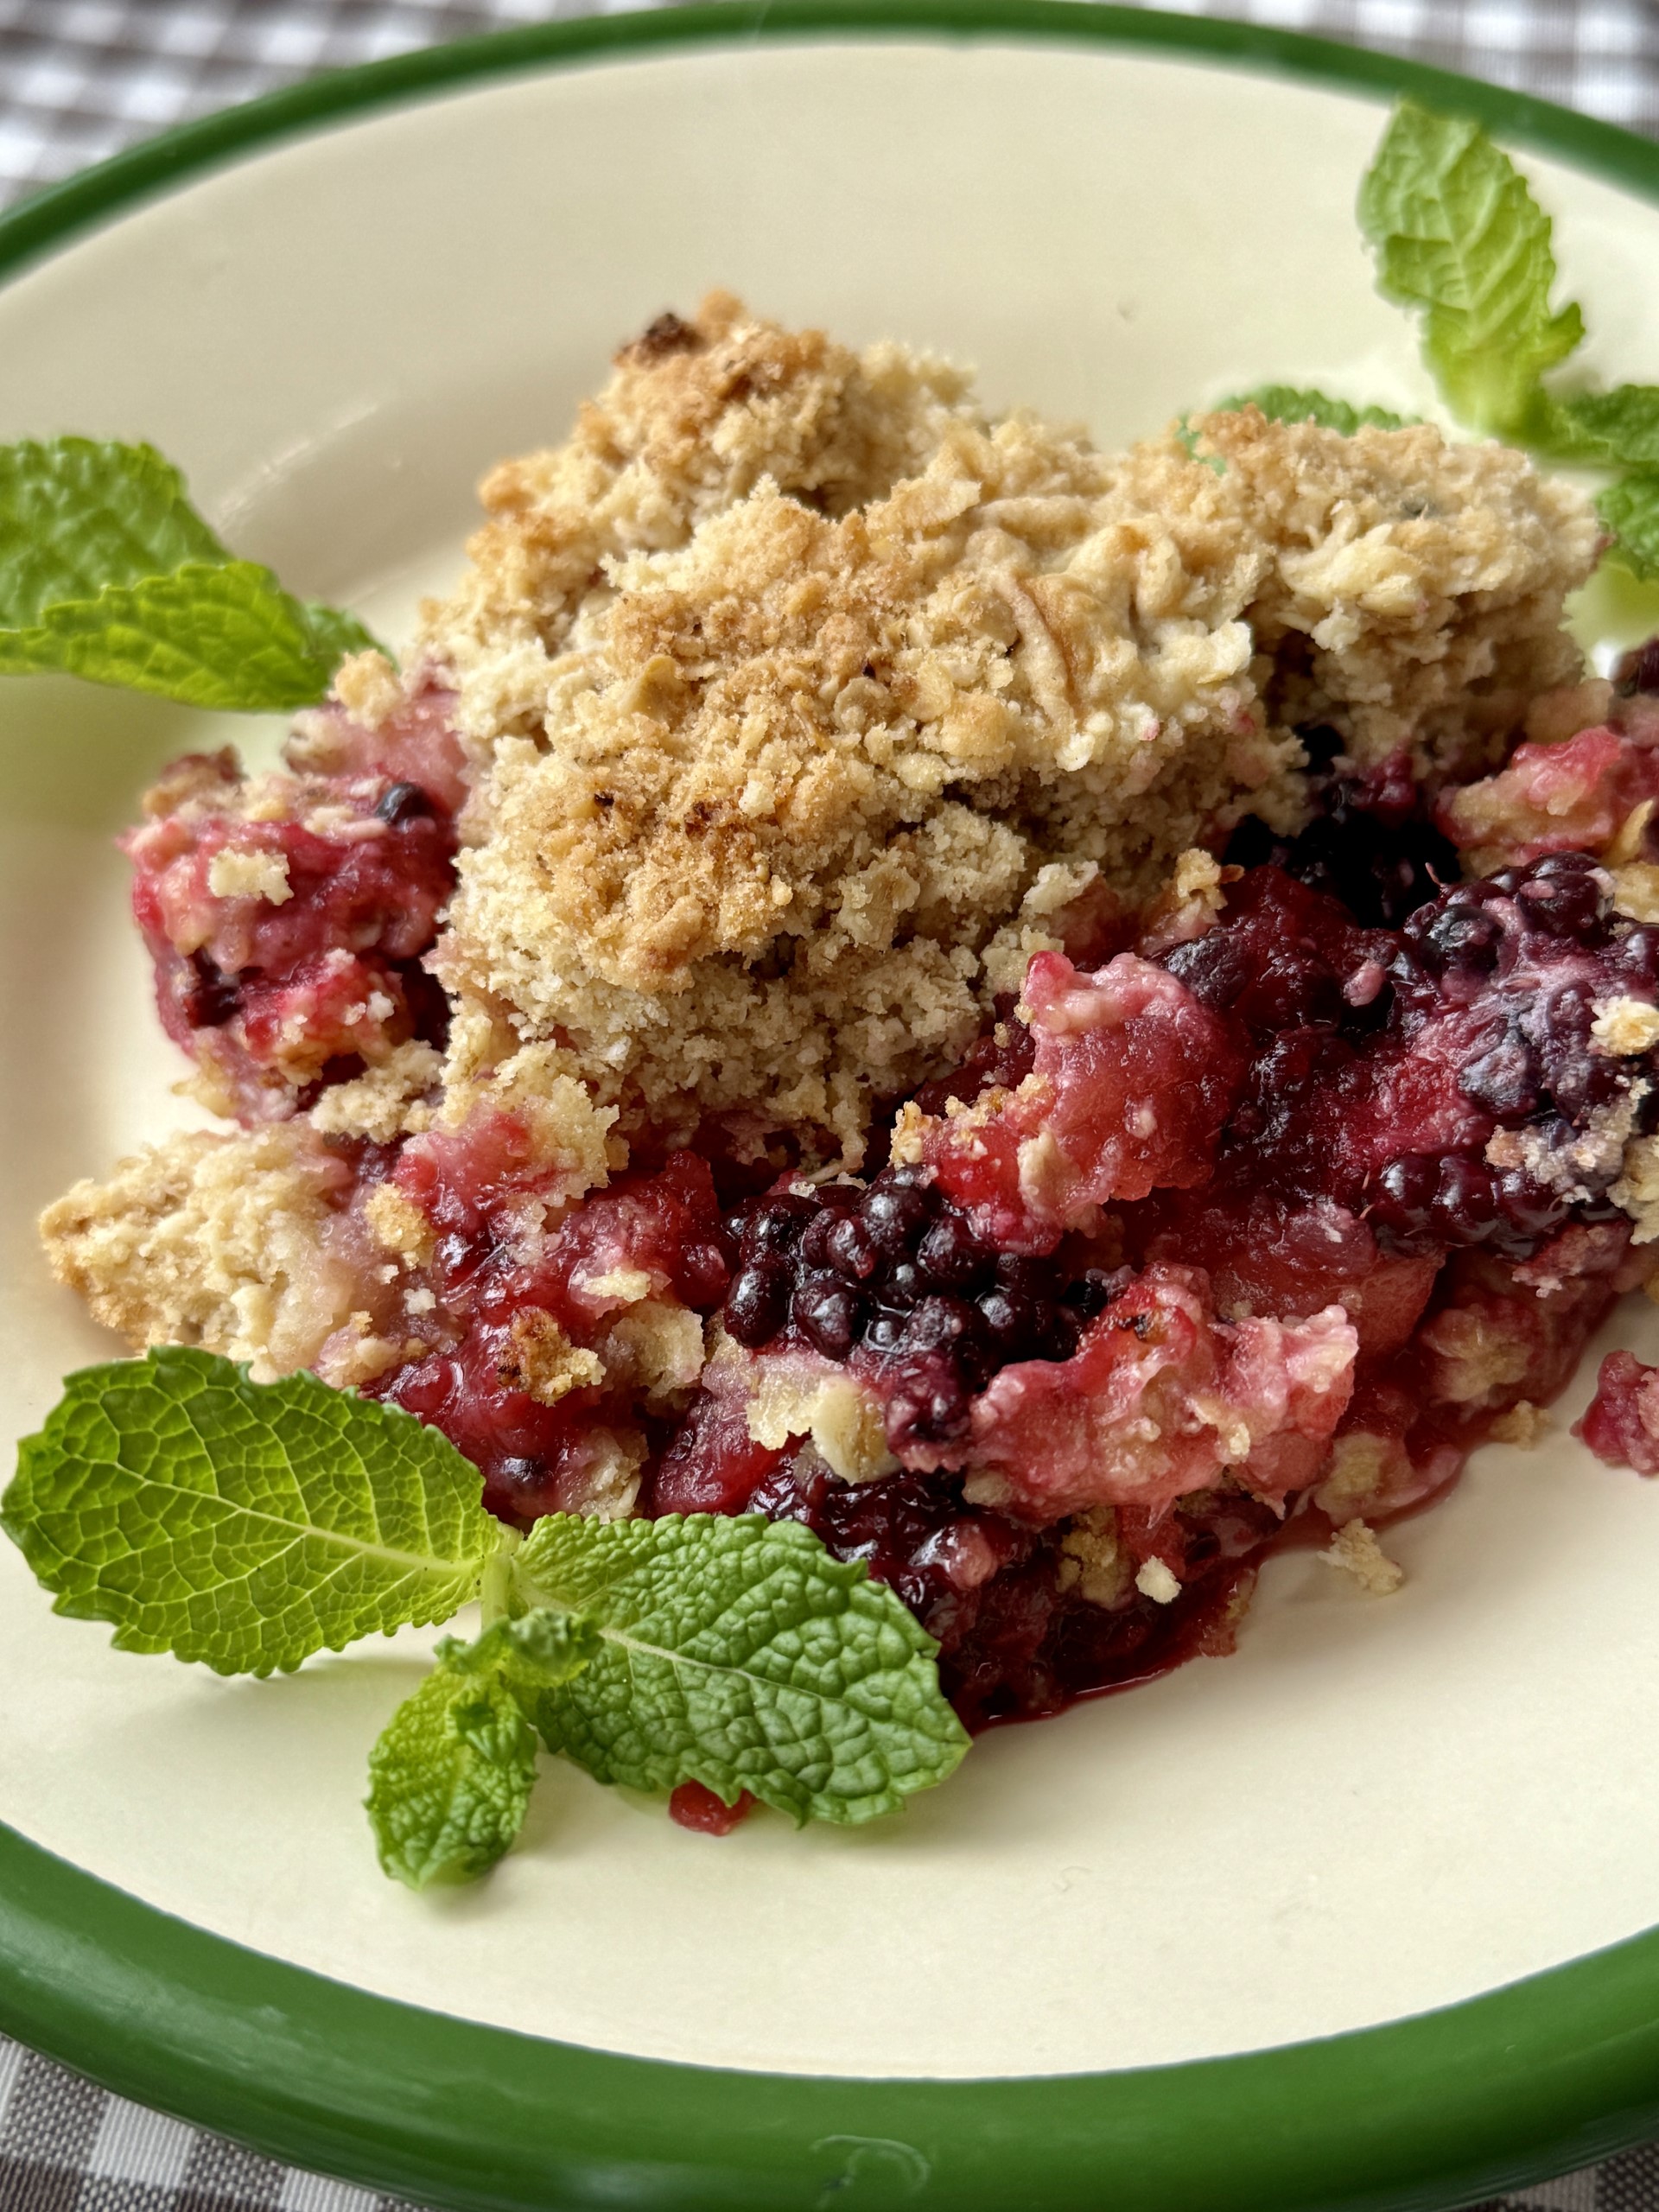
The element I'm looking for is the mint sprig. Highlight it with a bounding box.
[4,1351,971,1888]
[1217,386,1411,435]
[516,1512,971,1826]
[0,439,378,709]
[1352,103,1659,578]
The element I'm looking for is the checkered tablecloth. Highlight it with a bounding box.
[4,3,1659,2209]
[3,0,1659,206]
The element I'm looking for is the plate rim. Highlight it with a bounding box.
[5,7,1659,2209]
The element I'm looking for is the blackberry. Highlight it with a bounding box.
[726,1258,791,1346]
[793,1275,864,1357]
[1513,850,1611,941]
[739,1192,814,1256]
[1458,1033,1543,1118]
[717,1167,1103,1419]
[1161,850,1657,1261]
[1615,637,1659,696]
[374,779,435,827]
[1224,763,1457,929]
[917,1212,989,1287]
[1407,893,1503,978]
[1367,854,1647,1252]
[183,950,242,1029]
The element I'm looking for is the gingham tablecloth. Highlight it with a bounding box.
[3,3,1659,2209]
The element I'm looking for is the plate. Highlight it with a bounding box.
[6,6,1659,2207]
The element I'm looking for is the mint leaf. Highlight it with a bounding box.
[513,1512,970,1825]
[367,1608,600,1889]
[436,1606,603,1688]
[0,438,379,710]
[367,1669,541,1890]
[1547,386,1659,467]
[1598,473,1659,579]
[2,1347,499,1675]
[293,596,380,676]
[1357,103,1584,436]
[1217,386,1411,433]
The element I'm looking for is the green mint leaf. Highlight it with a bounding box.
[1,1347,499,1675]
[1547,386,1659,467]
[367,1668,540,1890]
[436,1606,604,1688]
[0,438,379,710]
[295,594,381,676]
[367,1610,599,1889]
[1216,385,1412,434]
[513,1512,970,1826]
[1598,473,1659,580]
[1357,102,1584,436]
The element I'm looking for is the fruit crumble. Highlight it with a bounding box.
[40,294,1659,1735]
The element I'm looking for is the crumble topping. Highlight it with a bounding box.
[498,1310,606,1406]
[331,648,406,731]
[364,1180,436,1264]
[206,849,293,904]
[1616,1138,1659,1246]
[1056,1506,1130,1607]
[728,1337,898,1484]
[1613,863,1659,923]
[598,1300,707,1408]
[1490,1399,1550,1446]
[1135,1558,1182,1605]
[308,1041,443,1143]
[1323,1519,1404,1595]
[1315,1432,1417,1523]
[1592,995,1659,1056]
[41,1125,363,1379]
[416,295,1594,1164]
[1488,1088,1650,1210]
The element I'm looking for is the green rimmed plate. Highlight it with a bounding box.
[7,6,1659,2205]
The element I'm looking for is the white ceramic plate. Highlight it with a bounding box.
[7,10,1659,2208]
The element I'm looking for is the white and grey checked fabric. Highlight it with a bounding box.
[5,2,1659,2209]
[3,0,1659,207]
[0,2034,408,2212]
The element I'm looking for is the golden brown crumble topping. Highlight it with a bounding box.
[414,294,1594,1165]
[41,1124,363,1380]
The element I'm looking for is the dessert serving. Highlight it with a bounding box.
[12,102,1659,1885]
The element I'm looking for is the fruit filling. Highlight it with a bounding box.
[42,299,1659,1744]
[122,677,464,1119]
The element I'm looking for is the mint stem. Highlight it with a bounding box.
[479,1528,522,1630]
